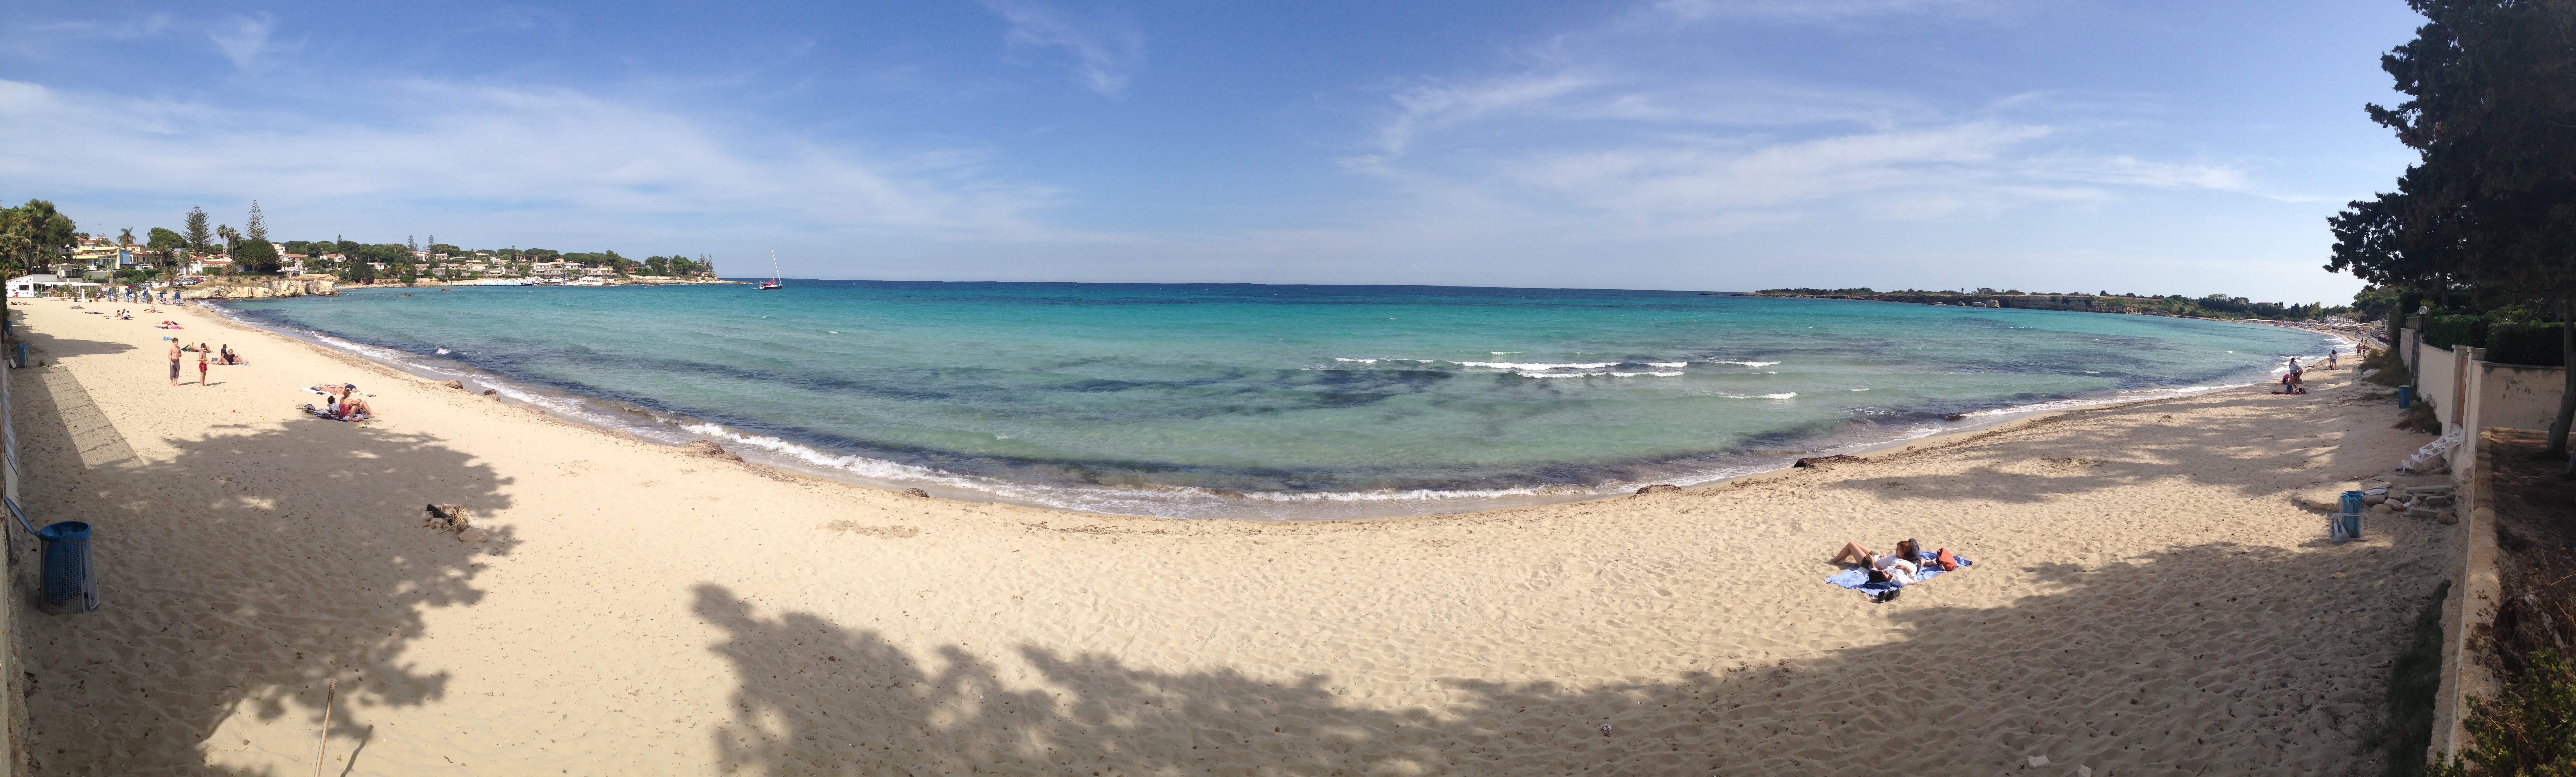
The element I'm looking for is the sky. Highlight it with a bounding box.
[0,1,2428,302]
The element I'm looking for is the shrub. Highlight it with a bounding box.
[2488,323,2568,367]
[2428,314,2492,350]
[2430,562,2576,776]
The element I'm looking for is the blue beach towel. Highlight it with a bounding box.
[1827,551,1972,596]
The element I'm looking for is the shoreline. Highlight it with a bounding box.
[203,291,2355,521]
[8,297,2452,773]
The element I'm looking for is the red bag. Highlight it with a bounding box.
[1934,549,1959,572]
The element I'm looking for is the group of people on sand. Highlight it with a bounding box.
[1830,538,1959,603]
[2276,346,2363,396]
[165,341,247,387]
[310,383,373,421]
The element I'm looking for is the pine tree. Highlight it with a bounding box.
[182,207,213,254]
[244,201,267,242]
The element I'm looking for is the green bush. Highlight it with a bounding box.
[2430,562,2576,776]
[2487,323,2568,367]
[2427,314,2492,350]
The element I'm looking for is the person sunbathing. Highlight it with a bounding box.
[1831,538,1923,582]
[336,396,374,421]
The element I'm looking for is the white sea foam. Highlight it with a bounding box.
[1517,371,1605,378]
[1334,357,1377,364]
[1725,392,1798,399]
[1459,361,1612,370]
[1610,371,1686,377]
[1645,362,1686,368]
[1713,360,1782,367]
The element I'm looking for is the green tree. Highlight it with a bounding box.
[2329,0,2576,458]
[117,227,135,245]
[182,207,213,255]
[234,239,280,275]
[0,199,78,277]
[244,201,268,242]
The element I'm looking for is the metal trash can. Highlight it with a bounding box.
[2399,386,2415,409]
[34,521,96,614]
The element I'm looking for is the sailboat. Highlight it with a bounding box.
[758,250,783,290]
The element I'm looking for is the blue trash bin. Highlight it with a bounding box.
[2399,386,2415,409]
[2332,490,2365,542]
[34,521,96,614]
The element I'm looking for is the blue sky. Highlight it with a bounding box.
[1,1,2423,302]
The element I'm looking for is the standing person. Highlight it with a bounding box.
[2328,349,2339,371]
[197,344,210,386]
[167,339,181,387]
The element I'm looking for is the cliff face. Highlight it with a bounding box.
[177,278,339,300]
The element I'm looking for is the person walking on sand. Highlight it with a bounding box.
[167,339,181,387]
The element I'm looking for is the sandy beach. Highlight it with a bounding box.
[7,298,2447,775]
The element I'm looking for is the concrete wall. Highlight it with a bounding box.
[2420,341,2457,426]
[2476,361,2568,433]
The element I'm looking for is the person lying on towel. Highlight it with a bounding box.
[1831,538,1923,584]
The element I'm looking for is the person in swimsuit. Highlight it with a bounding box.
[197,346,209,386]
[168,340,181,386]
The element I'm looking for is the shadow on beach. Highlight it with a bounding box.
[693,534,2436,774]
[8,338,516,775]
[1813,384,2413,507]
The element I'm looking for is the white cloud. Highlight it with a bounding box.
[1378,74,1593,155]
[0,78,1055,241]
[209,13,277,71]
[982,0,1145,97]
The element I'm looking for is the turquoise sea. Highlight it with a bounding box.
[222,282,2338,519]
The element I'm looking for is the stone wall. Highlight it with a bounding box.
[176,278,337,300]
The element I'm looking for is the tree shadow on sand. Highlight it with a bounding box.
[1810,386,2416,507]
[8,356,515,775]
[694,537,2439,775]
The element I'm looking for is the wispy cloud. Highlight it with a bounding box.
[1376,74,1593,155]
[0,79,1055,240]
[981,0,1145,97]
[209,13,278,71]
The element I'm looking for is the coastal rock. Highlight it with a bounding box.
[2438,510,2460,525]
[1635,484,1681,495]
[1942,414,1968,421]
[482,389,497,395]
[457,528,490,543]
[2407,507,2440,520]
[441,380,464,389]
[681,440,745,462]
[1794,455,1865,469]
[904,488,931,499]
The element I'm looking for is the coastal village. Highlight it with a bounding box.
[8,204,739,302]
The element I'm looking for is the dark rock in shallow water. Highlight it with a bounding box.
[1795,455,1866,469]
[1942,414,1968,421]
[904,488,931,499]
[1635,484,1681,495]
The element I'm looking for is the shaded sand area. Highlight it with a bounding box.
[8,299,2448,775]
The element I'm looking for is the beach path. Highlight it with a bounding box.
[8,299,2444,775]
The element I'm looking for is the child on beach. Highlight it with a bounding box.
[196,346,209,386]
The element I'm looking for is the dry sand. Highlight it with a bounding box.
[6,298,2451,775]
